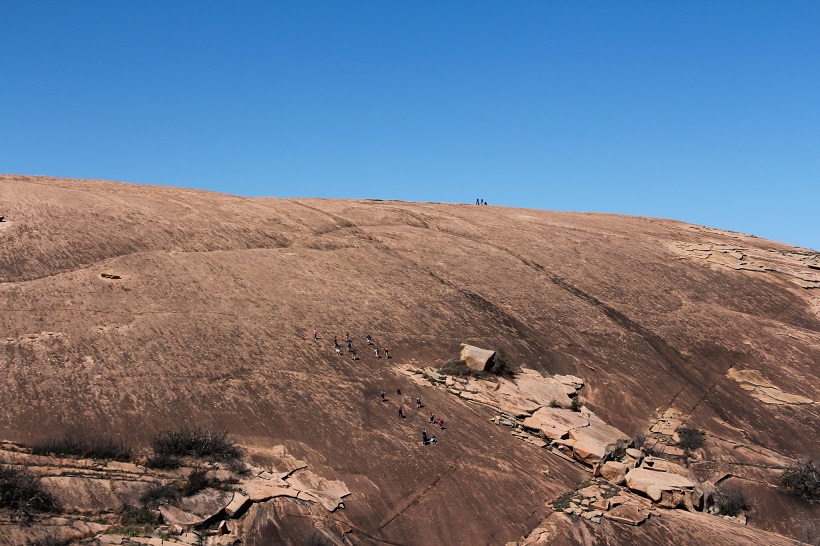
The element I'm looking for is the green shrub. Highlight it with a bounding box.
[109,504,160,536]
[569,398,581,412]
[0,464,56,512]
[781,459,820,502]
[151,427,242,462]
[32,434,132,461]
[676,427,705,452]
[146,452,181,470]
[139,483,180,508]
[713,484,749,516]
[488,348,516,378]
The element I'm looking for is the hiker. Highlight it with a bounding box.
[351,349,357,360]
[383,347,390,359]
[335,346,341,356]
[345,332,350,343]
[347,340,353,352]
[437,419,444,429]
[380,391,386,401]
[334,335,338,345]
[476,198,480,205]
[416,397,422,408]
[366,334,372,345]
[430,436,437,444]
[312,329,318,340]
[398,406,405,418]
[374,348,380,358]
[422,429,428,445]
[429,412,435,423]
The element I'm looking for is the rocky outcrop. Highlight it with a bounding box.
[459,344,496,372]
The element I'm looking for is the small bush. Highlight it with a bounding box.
[151,427,242,462]
[633,431,647,450]
[26,537,71,546]
[32,434,132,461]
[0,464,56,512]
[183,468,212,497]
[439,358,479,378]
[488,348,517,378]
[146,452,181,470]
[676,427,705,452]
[569,398,581,412]
[781,459,820,502]
[139,483,180,508]
[548,400,562,408]
[550,490,575,512]
[110,504,160,536]
[713,484,749,516]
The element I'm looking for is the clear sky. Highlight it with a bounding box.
[2,1,818,250]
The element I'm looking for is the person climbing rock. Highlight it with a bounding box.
[430,436,437,444]
[380,391,386,401]
[422,429,428,445]
[345,332,350,343]
[398,406,405,418]
[351,349,357,360]
[437,419,444,429]
[374,348,380,358]
[429,412,435,423]
[383,347,390,359]
[366,334,372,345]
[335,346,341,356]
[347,340,353,352]
[416,397,422,408]
[312,328,318,340]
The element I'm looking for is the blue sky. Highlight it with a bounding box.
[2,1,818,250]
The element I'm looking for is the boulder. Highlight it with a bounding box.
[553,374,584,390]
[600,461,628,485]
[459,344,496,372]
[528,407,588,440]
[603,504,650,526]
[513,369,575,408]
[625,467,696,506]
[224,492,251,518]
[570,410,631,466]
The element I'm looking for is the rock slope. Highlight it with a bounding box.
[0,175,818,544]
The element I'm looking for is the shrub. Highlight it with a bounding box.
[110,504,160,536]
[0,464,56,512]
[146,452,181,470]
[26,537,71,546]
[676,427,705,452]
[633,431,647,450]
[781,459,820,502]
[31,434,132,461]
[550,490,575,512]
[548,400,562,408]
[139,483,180,508]
[488,348,517,378]
[182,468,212,497]
[569,398,581,412]
[151,427,242,462]
[713,484,749,516]
[439,358,477,378]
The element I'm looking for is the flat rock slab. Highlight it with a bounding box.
[625,468,696,502]
[603,504,650,526]
[529,407,589,440]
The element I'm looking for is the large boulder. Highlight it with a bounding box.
[459,344,496,372]
[625,467,699,510]
[569,409,631,466]
[528,407,589,440]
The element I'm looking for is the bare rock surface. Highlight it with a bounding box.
[1,175,819,544]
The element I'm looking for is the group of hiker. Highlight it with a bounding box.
[312,328,442,446]
[381,390,444,446]
[313,329,390,361]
